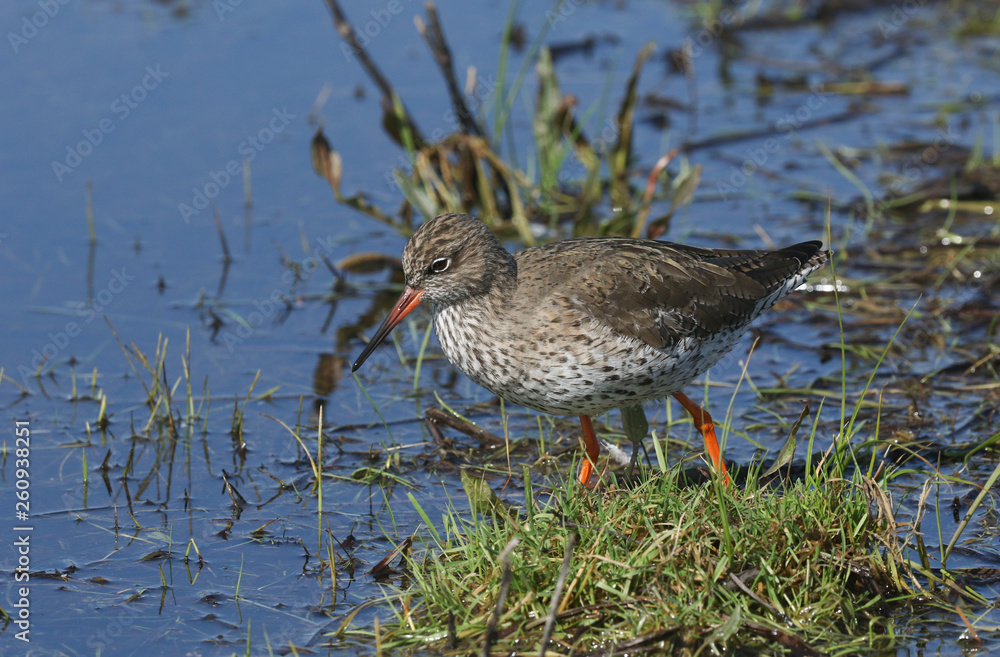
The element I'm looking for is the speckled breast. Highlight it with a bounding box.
[432,303,746,416]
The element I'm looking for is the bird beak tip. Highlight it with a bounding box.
[350,287,424,376]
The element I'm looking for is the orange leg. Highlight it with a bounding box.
[672,392,731,485]
[577,415,601,486]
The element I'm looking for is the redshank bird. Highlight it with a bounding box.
[353,213,828,486]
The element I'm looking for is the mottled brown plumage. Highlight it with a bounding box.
[354,213,828,486]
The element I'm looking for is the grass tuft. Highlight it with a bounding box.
[368,460,914,655]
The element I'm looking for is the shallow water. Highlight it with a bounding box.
[1,0,998,654]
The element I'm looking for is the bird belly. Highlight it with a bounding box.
[434,307,747,417]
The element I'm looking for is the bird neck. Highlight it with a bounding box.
[487,249,519,300]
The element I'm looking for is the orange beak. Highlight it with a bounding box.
[352,287,425,372]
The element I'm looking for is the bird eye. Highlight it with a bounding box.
[429,257,451,274]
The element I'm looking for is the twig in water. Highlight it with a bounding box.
[416,3,482,137]
[323,0,425,147]
[425,406,505,448]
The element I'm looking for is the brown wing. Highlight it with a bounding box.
[515,238,826,350]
